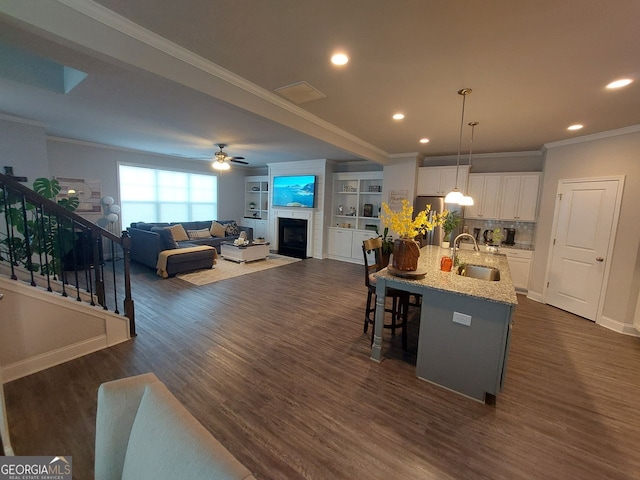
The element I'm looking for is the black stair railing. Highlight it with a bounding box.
[0,173,135,337]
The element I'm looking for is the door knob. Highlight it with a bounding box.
[596,257,604,262]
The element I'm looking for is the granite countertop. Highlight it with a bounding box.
[376,245,518,306]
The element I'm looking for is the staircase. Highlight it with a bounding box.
[0,173,136,382]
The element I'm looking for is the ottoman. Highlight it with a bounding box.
[156,246,218,278]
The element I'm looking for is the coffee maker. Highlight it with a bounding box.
[504,228,516,245]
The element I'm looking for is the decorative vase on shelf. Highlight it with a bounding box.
[392,238,420,271]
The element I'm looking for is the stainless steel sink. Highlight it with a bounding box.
[456,264,501,281]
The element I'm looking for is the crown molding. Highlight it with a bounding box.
[424,150,543,161]
[0,112,45,128]
[47,135,204,162]
[52,0,389,163]
[544,124,640,149]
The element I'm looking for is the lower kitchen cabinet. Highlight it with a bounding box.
[503,248,533,292]
[327,227,377,264]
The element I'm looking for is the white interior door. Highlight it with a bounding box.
[546,179,620,320]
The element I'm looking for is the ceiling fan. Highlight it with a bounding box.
[211,143,248,171]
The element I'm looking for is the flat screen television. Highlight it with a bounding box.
[272,175,316,208]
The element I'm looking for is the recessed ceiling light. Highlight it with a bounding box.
[419,138,430,144]
[392,113,405,120]
[331,53,349,66]
[567,124,584,131]
[606,78,633,89]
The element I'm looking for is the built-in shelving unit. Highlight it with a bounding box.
[328,171,383,264]
[240,175,270,242]
[331,172,383,231]
[244,175,269,220]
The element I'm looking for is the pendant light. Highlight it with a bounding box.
[444,88,472,204]
[459,121,478,207]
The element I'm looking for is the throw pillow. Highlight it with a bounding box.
[151,227,178,250]
[166,224,189,242]
[224,222,240,236]
[187,228,211,240]
[209,221,227,238]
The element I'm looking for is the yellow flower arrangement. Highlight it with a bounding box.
[381,199,448,239]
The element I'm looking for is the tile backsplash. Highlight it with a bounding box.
[462,219,536,247]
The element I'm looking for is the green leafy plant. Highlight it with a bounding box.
[378,226,394,255]
[442,210,461,242]
[0,177,79,274]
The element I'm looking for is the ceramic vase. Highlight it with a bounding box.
[392,238,420,271]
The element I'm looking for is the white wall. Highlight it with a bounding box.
[46,138,247,228]
[422,151,544,172]
[0,115,49,182]
[531,128,640,331]
[382,154,420,210]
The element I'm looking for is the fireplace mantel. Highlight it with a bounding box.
[271,209,314,258]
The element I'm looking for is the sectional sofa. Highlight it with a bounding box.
[127,220,253,276]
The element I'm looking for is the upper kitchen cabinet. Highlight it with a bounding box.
[465,174,502,219]
[417,166,469,196]
[499,174,541,221]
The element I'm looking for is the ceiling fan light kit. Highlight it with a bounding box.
[210,143,249,171]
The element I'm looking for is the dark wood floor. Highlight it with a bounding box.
[4,258,640,479]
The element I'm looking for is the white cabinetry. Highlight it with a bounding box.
[417,166,469,196]
[465,174,502,219]
[499,174,540,221]
[327,228,376,264]
[239,217,269,242]
[327,228,353,259]
[503,248,533,292]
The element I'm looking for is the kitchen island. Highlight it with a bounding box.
[372,245,518,403]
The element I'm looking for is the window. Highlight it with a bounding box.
[119,165,217,227]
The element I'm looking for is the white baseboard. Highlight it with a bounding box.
[598,316,640,337]
[526,290,544,303]
[1,336,107,383]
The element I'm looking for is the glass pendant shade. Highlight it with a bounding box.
[459,195,474,206]
[444,189,464,204]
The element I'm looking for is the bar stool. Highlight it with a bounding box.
[362,237,409,350]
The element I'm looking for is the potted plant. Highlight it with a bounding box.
[441,210,461,249]
[380,199,446,271]
[0,177,79,275]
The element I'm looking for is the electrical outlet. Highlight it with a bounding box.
[452,312,472,326]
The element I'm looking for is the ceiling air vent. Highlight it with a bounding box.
[274,81,326,105]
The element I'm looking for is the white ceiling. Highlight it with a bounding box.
[1,0,639,168]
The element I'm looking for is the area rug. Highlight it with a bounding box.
[176,254,301,286]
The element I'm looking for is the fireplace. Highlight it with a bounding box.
[278,218,308,259]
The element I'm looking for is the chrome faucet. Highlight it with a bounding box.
[451,233,479,269]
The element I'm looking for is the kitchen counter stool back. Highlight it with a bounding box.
[362,237,409,350]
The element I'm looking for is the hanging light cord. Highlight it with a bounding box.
[468,121,478,168]
[454,89,471,189]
